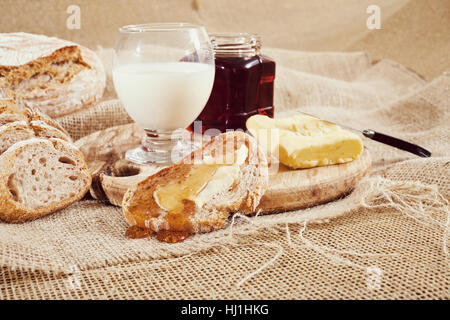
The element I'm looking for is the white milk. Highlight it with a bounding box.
[112,62,214,130]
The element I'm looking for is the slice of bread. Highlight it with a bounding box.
[0,106,72,154]
[0,121,34,154]
[23,106,70,137]
[0,97,21,114]
[1,98,71,140]
[0,113,26,126]
[0,138,91,222]
[0,95,25,126]
[122,131,268,234]
[29,120,72,142]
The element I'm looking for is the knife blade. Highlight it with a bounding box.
[292,111,432,158]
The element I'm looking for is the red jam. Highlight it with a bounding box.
[189,33,275,134]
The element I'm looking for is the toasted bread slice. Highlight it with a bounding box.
[0,121,34,154]
[122,131,268,234]
[0,138,91,222]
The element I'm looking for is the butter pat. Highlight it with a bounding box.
[195,145,248,208]
[246,114,363,169]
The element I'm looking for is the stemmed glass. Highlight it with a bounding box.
[112,23,215,164]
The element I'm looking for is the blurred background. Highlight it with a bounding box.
[0,0,448,79]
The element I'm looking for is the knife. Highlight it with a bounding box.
[294,111,432,158]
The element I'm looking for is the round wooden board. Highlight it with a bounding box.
[258,149,371,213]
[76,123,371,213]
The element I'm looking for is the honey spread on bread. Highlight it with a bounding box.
[122,131,268,243]
[246,114,363,169]
[124,146,248,242]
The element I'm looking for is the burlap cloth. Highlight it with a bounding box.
[0,45,448,299]
[2,0,449,79]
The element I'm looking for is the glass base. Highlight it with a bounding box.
[125,128,200,165]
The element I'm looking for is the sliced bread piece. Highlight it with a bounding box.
[23,106,70,137]
[0,112,26,126]
[122,131,268,234]
[0,138,91,222]
[29,120,72,142]
[0,121,34,154]
[0,95,21,114]
[0,96,25,126]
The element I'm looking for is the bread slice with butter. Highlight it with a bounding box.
[122,131,268,234]
[247,114,363,169]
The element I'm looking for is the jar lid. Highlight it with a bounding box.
[209,32,261,57]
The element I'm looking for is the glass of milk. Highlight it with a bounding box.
[112,23,215,164]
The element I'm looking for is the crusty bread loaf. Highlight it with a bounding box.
[0,138,91,222]
[0,32,105,118]
[122,131,268,234]
[0,98,91,222]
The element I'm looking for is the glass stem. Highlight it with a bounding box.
[142,129,178,154]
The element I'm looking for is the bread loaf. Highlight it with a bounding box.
[0,32,105,118]
[0,98,91,222]
[122,131,268,234]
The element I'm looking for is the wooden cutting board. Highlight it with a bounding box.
[76,123,371,213]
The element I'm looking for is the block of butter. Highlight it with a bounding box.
[246,114,363,169]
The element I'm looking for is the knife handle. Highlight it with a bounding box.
[362,129,431,157]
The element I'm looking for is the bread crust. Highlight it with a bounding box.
[122,131,268,234]
[0,32,105,118]
[0,138,91,222]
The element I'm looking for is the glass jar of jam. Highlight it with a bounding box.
[189,33,275,134]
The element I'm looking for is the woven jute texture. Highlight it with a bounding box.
[1,48,449,299]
